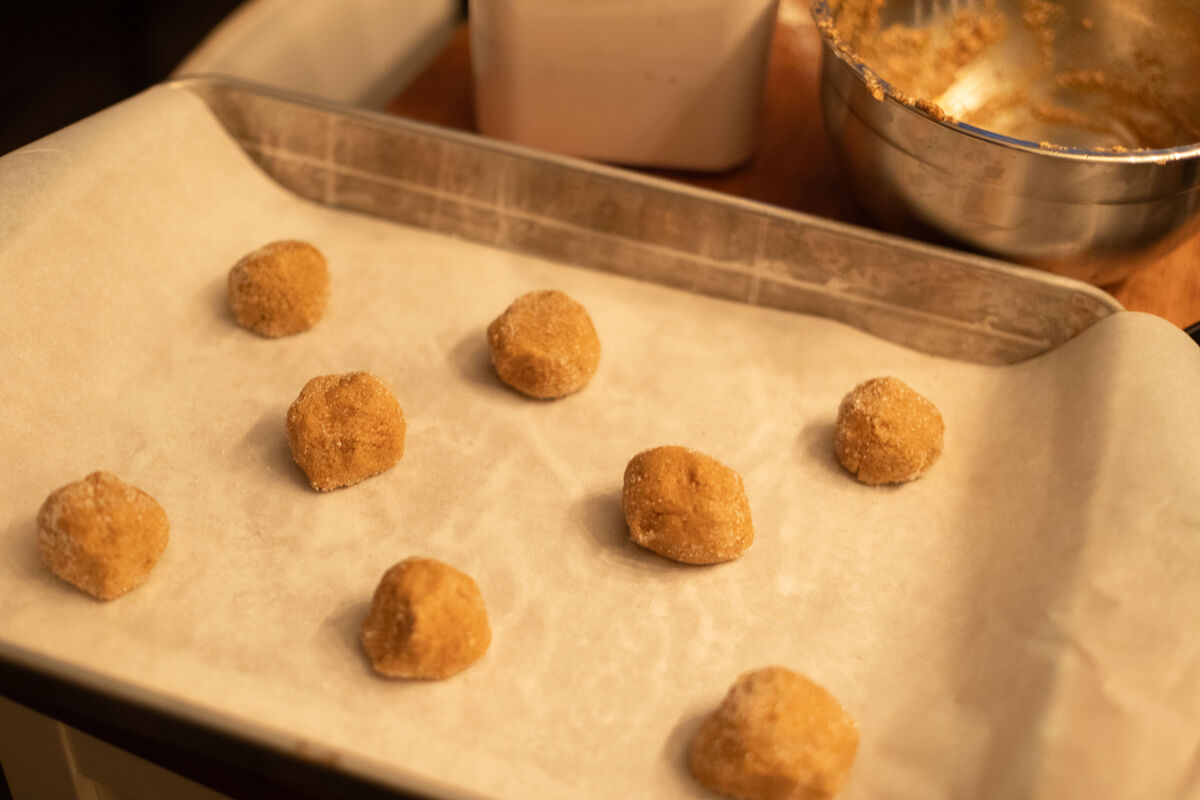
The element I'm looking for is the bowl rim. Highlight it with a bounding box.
[810,0,1200,165]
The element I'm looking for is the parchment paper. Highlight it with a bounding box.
[1,86,1198,800]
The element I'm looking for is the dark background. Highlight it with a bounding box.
[0,1,245,155]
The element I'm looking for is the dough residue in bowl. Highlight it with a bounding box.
[826,0,1200,149]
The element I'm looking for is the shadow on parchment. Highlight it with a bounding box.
[572,489,696,575]
[324,598,376,679]
[205,273,241,330]
[242,405,312,492]
[662,708,716,795]
[796,419,843,480]
[447,328,504,393]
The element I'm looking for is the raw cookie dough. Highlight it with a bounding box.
[689,666,859,800]
[286,372,406,491]
[622,445,753,564]
[486,289,601,398]
[37,471,169,600]
[834,376,944,485]
[360,557,491,680]
[227,240,330,337]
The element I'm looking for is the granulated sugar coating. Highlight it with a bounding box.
[688,666,859,800]
[834,376,944,485]
[227,240,330,337]
[286,372,406,491]
[37,471,169,600]
[622,445,753,564]
[486,289,600,398]
[360,557,491,680]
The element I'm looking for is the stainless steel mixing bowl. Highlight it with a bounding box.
[812,0,1200,285]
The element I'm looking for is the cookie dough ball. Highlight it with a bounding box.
[622,445,753,564]
[689,667,859,800]
[834,376,944,485]
[286,372,406,491]
[361,557,491,680]
[227,240,330,337]
[37,472,169,600]
[486,290,600,398]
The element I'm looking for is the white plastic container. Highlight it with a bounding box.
[177,0,461,108]
[469,0,780,171]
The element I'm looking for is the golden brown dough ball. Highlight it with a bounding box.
[286,372,406,491]
[37,471,169,600]
[486,289,600,398]
[622,445,753,564]
[689,666,859,800]
[227,240,330,337]
[834,376,944,485]
[360,557,491,680]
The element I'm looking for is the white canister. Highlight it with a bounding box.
[469,0,780,171]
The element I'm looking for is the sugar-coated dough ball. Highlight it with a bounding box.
[37,471,169,600]
[286,372,406,491]
[486,290,600,398]
[622,445,753,564]
[360,557,491,680]
[227,240,330,337]
[689,666,859,800]
[834,376,944,485]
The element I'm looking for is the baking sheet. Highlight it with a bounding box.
[1,86,1198,800]
[181,75,1122,368]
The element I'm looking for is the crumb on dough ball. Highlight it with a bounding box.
[227,240,330,337]
[689,666,859,800]
[486,289,601,399]
[37,471,169,600]
[834,376,944,485]
[286,371,406,492]
[361,557,491,680]
[622,445,753,565]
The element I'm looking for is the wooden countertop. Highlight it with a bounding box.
[388,0,1200,329]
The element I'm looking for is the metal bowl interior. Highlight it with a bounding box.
[812,0,1200,284]
[818,0,1200,150]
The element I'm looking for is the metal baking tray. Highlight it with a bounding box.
[177,76,1120,367]
[0,75,1131,800]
